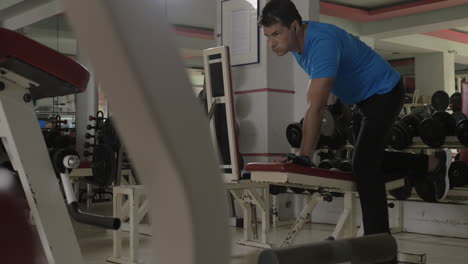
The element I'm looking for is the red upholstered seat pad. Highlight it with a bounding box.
[245,162,354,182]
[0,28,89,97]
[78,160,92,169]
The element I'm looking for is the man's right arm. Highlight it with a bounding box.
[299,78,335,159]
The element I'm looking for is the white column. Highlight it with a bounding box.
[76,45,98,160]
[215,0,320,162]
[415,51,455,98]
[444,51,456,95]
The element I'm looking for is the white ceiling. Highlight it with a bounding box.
[0,0,23,10]
[454,26,468,34]
[1,0,468,67]
[374,39,434,60]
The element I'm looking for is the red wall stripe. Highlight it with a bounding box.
[320,2,370,22]
[173,25,214,40]
[241,153,289,157]
[423,29,468,44]
[234,88,295,95]
[320,0,468,22]
[389,59,415,67]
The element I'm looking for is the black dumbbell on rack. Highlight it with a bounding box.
[338,160,353,172]
[389,112,429,150]
[318,158,342,170]
[317,158,353,172]
[419,111,456,148]
[414,159,468,202]
[448,160,468,188]
[451,111,468,147]
[450,92,462,112]
[431,90,450,112]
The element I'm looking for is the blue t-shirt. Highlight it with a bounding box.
[292,21,400,105]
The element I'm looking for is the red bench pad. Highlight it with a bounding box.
[245,163,354,182]
[0,28,89,99]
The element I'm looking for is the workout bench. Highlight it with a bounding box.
[239,162,405,248]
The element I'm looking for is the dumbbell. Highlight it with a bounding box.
[86,124,97,130]
[85,133,95,139]
[338,160,353,172]
[448,160,468,188]
[452,111,468,147]
[431,90,450,111]
[83,150,93,157]
[450,92,462,112]
[414,160,468,201]
[419,111,456,148]
[389,113,427,150]
[286,122,302,148]
[389,177,413,200]
[290,114,334,149]
[317,102,352,149]
[318,159,341,170]
[288,101,352,149]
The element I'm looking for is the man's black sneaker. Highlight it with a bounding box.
[427,148,452,201]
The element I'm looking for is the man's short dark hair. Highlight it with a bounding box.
[258,0,302,28]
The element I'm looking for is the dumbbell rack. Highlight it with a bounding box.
[404,136,465,150]
[322,138,468,205]
[395,136,468,205]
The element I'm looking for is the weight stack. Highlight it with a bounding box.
[461,82,468,163]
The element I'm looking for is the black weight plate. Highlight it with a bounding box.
[448,160,468,188]
[286,122,303,148]
[432,111,456,135]
[450,92,462,112]
[338,160,353,172]
[318,159,341,169]
[452,111,467,124]
[389,121,410,150]
[83,144,116,187]
[456,119,468,147]
[419,118,446,148]
[431,90,450,111]
[389,177,413,200]
[402,114,420,137]
[414,178,437,203]
[51,148,79,175]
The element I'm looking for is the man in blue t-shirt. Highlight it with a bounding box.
[260,0,451,259]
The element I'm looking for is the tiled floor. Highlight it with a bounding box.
[34,202,468,264]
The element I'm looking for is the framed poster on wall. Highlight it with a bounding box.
[221,0,259,66]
